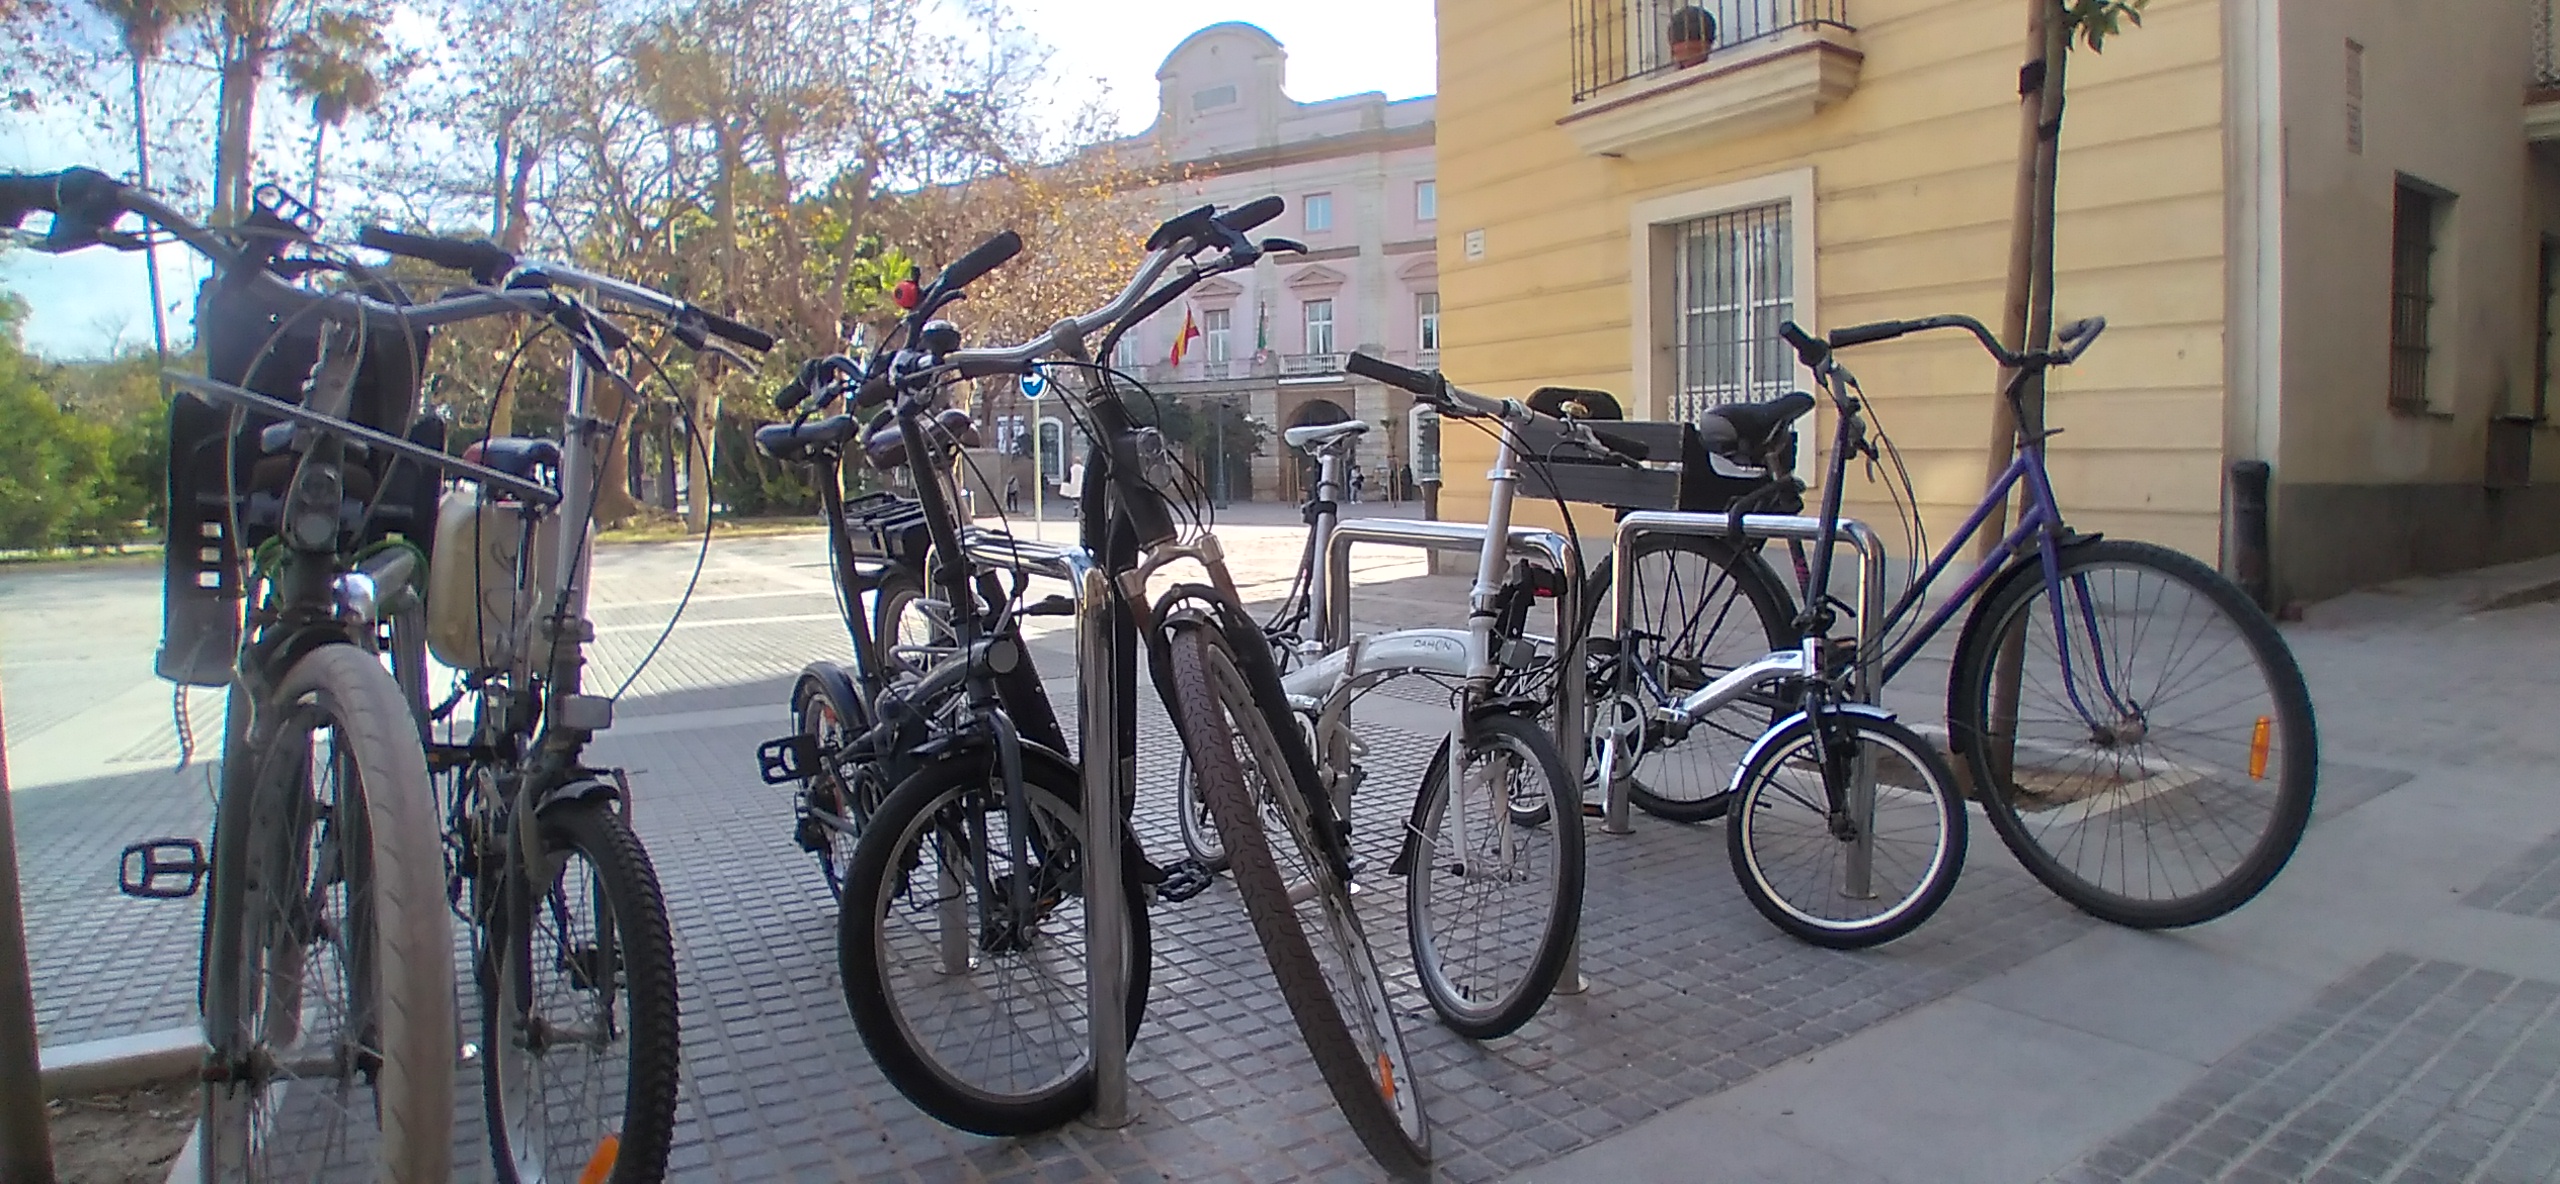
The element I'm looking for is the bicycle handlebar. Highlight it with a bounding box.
[356,225,776,351]
[1779,312,2107,371]
[1345,351,1649,464]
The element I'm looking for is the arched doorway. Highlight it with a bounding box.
[1285,398,1352,505]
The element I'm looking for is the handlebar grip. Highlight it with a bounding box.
[2056,315,2107,360]
[953,355,1020,381]
[358,226,517,284]
[695,306,775,352]
[852,372,895,411]
[1344,351,1439,396]
[1778,320,1826,364]
[1828,320,1913,349]
[774,378,811,413]
[933,229,1022,296]
[0,171,61,227]
[1216,196,1284,234]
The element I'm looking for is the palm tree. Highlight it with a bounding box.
[89,0,203,363]
[281,7,387,216]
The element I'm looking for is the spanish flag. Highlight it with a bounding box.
[1170,306,1201,366]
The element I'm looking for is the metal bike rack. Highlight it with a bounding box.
[960,529,1132,1128]
[1603,511,1889,893]
[1319,518,1594,994]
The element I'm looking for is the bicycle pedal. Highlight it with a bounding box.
[118,838,208,900]
[1154,858,1217,903]
[756,735,818,784]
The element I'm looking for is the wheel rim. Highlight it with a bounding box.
[206,699,387,1180]
[868,780,1096,1108]
[1602,542,1787,813]
[1412,730,1565,1022]
[1982,560,2298,906]
[494,844,632,1182]
[1735,722,1953,932]
[796,692,861,894]
[883,588,954,678]
[1202,644,1426,1146]
[1175,752,1224,864]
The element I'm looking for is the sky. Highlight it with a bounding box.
[1,0,1436,360]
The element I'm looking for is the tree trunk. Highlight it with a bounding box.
[593,393,640,526]
[129,53,169,368]
[656,417,678,512]
[211,44,266,222]
[682,398,715,532]
[1976,0,2072,793]
[829,161,876,338]
[304,120,327,217]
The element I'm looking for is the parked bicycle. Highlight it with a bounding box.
[817,199,1436,1174]
[354,225,773,1182]
[8,167,763,1182]
[1569,311,2317,934]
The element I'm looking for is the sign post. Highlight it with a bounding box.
[1020,370,1047,538]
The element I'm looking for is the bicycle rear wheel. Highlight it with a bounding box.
[1583,537,1795,822]
[1161,618,1430,1177]
[1948,539,2317,928]
[838,744,1153,1135]
[200,645,455,1183]
[484,800,681,1184]
[1728,710,1965,948]
[1406,711,1581,1039]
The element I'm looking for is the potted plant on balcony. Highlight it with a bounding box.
[1668,5,1716,67]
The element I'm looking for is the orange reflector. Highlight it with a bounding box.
[1378,1054,1396,1103]
[2248,716,2272,780]
[578,1135,621,1184]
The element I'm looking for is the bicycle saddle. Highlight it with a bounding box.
[753,415,857,462]
[1697,391,1815,460]
[1527,386,1623,420]
[1284,419,1368,452]
[464,436,563,478]
[860,407,982,471]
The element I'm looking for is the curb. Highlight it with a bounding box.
[38,1026,201,1098]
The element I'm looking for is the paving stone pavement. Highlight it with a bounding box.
[2060,955,2560,1184]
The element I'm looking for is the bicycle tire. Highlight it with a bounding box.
[873,567,937,677]
[1948,539,2317,928]
[1727,710,1966,949]
[838,744,1153,1135]
[1162,619,1430,1177]
[1581,536,1796,822]
[485,800,682,1184]
[1173,750,1229,871]
[199,644,455,1182]
[1406,711,1582,1039]
[790,668,871,898]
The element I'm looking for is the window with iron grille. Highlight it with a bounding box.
[1303,299,1335,354]
[1417,292,1440,351]
[1204,308,1231,362]
[2389,179,2445,414]
[1670,202,1794,422]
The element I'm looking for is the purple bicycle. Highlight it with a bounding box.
[1598,311,2317,935]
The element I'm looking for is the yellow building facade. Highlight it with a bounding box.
[1434,0,2560,603]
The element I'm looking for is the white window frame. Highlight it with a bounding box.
[1303,298,1335,354]
[1417,292,1440,352]
[1630,168,1816,476]
[1203,307,1231,363]
[1415,180,1437,223]
[1304,192,1334,233]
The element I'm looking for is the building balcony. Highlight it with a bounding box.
[1281,352,1347,377]
[1563,0,1860,160]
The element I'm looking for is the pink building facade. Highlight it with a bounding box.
[1102,23,1438,503]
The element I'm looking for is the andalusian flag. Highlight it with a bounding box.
[1170,307,1201,365]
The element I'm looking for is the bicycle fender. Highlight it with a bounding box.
[795,660,871,733]
[1938,533,2105,751]
[535,774,624,815]
[1725,703,1902,798]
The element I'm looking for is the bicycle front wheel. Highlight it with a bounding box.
[1949,539,2317,928]
[1162,619,1430,1177]
[200,645,455,1182]
[1407,711,1582,1039]
[1728,710,1966,948]
[838,745,1153,1135]
[484,800,681,1184]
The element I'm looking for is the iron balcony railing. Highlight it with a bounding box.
[1571,0,1852,102]
[2538,0,2560,88]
